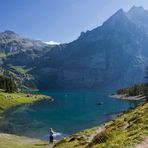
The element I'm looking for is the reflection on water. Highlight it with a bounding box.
[0,90,140,139]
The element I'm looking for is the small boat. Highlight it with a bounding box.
[97,102,103,106]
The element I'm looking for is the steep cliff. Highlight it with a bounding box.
[2,6,148,90]
[31,7,148,90]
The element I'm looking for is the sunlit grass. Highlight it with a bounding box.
[0,90,51,113]
[0,133,48,148]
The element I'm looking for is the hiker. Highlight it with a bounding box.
[49,128,55,144]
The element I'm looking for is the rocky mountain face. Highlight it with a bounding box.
[0,31,54,88]
[1,6,148,90]
[0,30,47,54]
[127,6,148,32]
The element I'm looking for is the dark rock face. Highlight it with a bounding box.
[30,7,148,90]
[2,6,148,90]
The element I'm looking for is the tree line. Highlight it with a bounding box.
[117,83,148,96]
[0,75,17,93]
[117,67,148,97]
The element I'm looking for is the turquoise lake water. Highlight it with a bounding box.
[0,90,139,139]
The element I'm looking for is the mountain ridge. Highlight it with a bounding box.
[1,6,148,90]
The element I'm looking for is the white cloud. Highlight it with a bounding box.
[44,41,60,45]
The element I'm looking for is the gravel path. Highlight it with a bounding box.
[134,138,148,148]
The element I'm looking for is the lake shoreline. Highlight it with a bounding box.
[0,90,140,136]
[0,91,53,115]
[0,99,147,148]
[109,94,146,101]
[55,102,148,147]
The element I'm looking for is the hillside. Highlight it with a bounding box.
[54,102,148,148]
[0,30,49,54]
[0,133,48,148]
[0,90,52,114]
[0,31,54,89]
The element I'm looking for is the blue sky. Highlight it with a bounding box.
[0,0,148,43]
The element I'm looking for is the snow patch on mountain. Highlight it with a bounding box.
[44,41,60,45]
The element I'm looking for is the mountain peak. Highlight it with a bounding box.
[102,8,127,28]
[4,30,15,34]
[128,6,145,13]
[127,6,148,32]
[127,6,148,16]
[111,8,125,18]
[116,8,124,14]
[2,30,18,36]
[0,30,20,38]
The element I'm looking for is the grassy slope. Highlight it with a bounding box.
[0,90,52,114]
[55,102,148,148]
[10,66,30,74]
[0,90,53,148]
[0,133,49,148]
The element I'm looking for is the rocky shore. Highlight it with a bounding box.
[110,94,146,101]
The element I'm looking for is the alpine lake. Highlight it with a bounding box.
[0,90,140,140]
